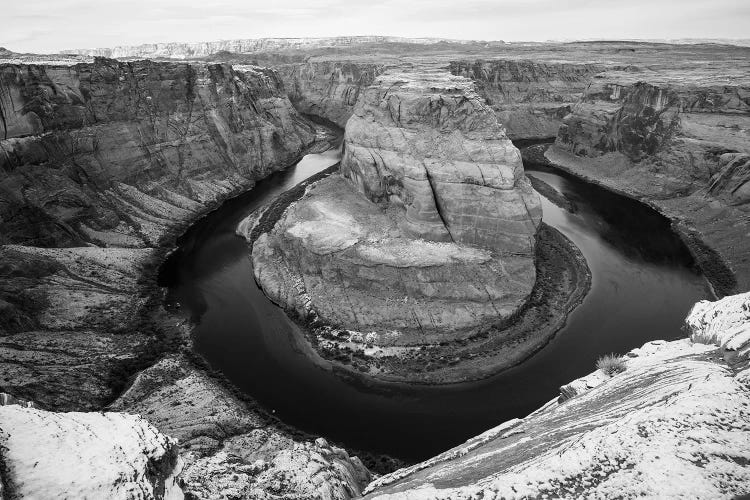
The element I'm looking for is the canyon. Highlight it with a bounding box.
[246,69,592,383]
[1,38,749,498]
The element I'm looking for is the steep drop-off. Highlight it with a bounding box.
[546,70,750,293]
[363,292,750,499]
[248,71,591,383]
[277,61,388,127]
[450,59,602,141]
[0,58,315,408]
[0,59,371,499]
[252,71,541,342]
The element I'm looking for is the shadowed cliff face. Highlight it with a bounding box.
[449,59,602,141]
[0,59,315,248]
[277,61,389,127]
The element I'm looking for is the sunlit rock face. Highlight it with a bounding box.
[0,404,183,500]
[450,59,602,141]
[363,292,750,499]
[341,71,542,254]
[253,71,541,343]
[111,354,372,500]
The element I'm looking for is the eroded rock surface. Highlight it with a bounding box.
[252,71,541,346]
[342,71,542,253]
[278,61,388,127]
[0,59,371,499]
[0,59,318,409]
[545,72,750,293]
[110,354,371,500]
[363,293,750,499]
[450,59,602,140]
[0,403,183,499]
[0,59,314,247]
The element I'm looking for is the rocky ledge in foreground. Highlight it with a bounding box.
[363,291,750,499]
[248,71,590,383]
[0,403,184,499]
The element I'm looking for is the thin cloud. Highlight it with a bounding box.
[4,0,749,53]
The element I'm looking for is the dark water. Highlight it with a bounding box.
[159,146,711,462]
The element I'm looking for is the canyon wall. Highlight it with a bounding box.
[363,292,750,499]
[0,59,371,499]
[0,59,314,247]
[450,59,602,140]
[546,71,750,292]
[0,57,315,408]
[277,61,388,127]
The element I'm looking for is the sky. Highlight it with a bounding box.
[5,0,750,53]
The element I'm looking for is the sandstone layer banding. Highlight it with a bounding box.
[252,71,542,348]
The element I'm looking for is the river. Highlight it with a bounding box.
[159,143,711,462]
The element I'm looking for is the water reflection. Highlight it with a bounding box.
[159,149,710,461]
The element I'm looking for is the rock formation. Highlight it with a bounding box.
[278,61,388,127]
[252,70,541,348]
[0,59,314,247]
[450,59,602,140]
[0,59,370,499]
[0,403,183,499]
[546,69,750,292]
[363,292,750,499]
[0,58,316,408]
[110,354,371,499]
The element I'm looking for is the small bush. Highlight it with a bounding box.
[596,353,626,376]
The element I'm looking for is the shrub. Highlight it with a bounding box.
[596,353,627,376]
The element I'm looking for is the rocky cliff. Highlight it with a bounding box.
[0,59,372,499]
[363,292,750,499]
[0,58,315,409]
[277,61,388,127]
[450,59,602,140]
[546,70,750,292]
[250,70,558,382]
[0,59,314,247]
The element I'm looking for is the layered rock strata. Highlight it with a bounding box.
[0,58,316,409]
[0,59,371,499]
[363,292,750,499]
[252,71,542,348]
[547,71,750,292]
[278,61,389,127]
[0,59,314,247]
[450,59,602,140]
